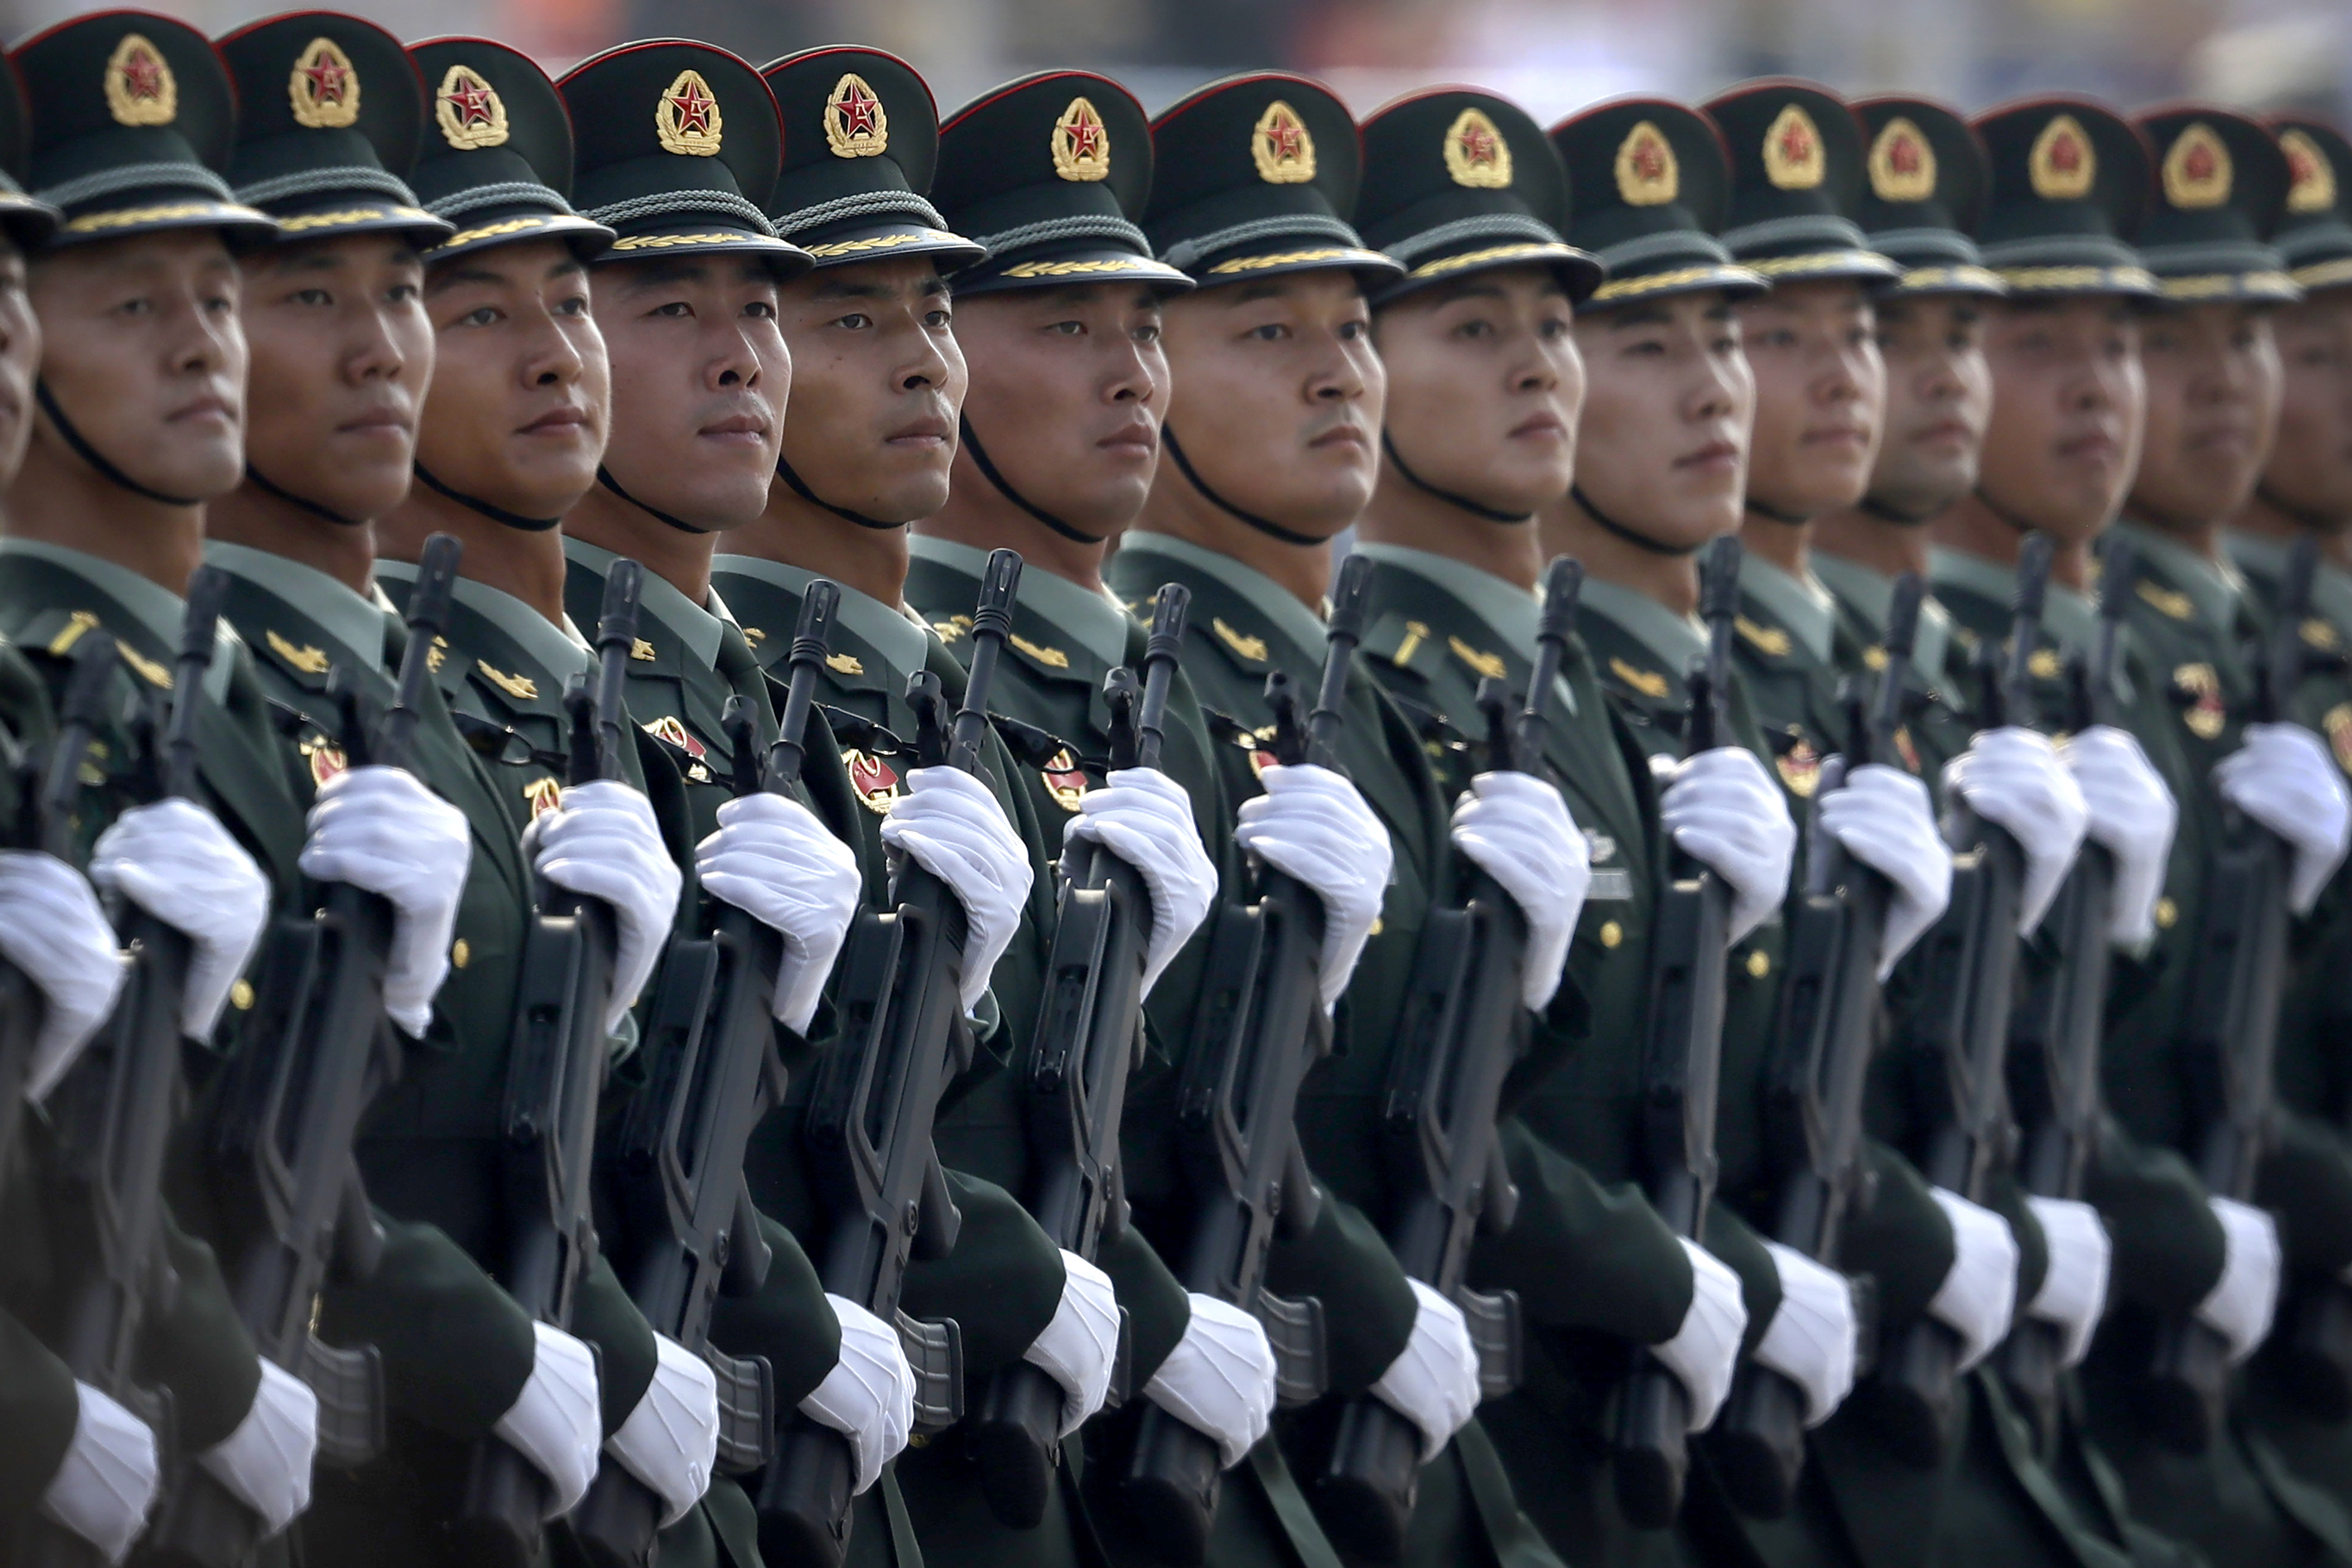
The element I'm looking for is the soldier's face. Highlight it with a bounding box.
[1868,293,1991,521]
[1372,265,1581,516]
[417,239,610,522]
[951,282,1166,539]
[1738,278,1884,517]
[0,236,39,489]
[591,254,787,531]
[773,257,967,527]
[239,234,433,525]
[1566,289,1753,551]
[1155,269,1384,541]
[2262,290,2352,530]
[27,229,246,503]
[2131,301,2282,532]
[1975,296,2143,544]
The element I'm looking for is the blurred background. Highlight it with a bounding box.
[6,0,2344,127]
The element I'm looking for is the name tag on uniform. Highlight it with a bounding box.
[1585,829,1631,901]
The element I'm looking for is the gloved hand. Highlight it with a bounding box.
[0,851,125,1101]
[1234,762,1393,1012]
[299,767,472,1037]
[193,1357,317,1538]
[1660,746,1797,943]
[1943,727,2088,936]
[39,1381,159,1564]
[525,778,683,1035]
[1817,763,1953,977]
[2058,725,2178,948]
[1451,770,1591,1010]
[492,1321,603,1519]
[2194,1196,2281,1363]
[1367,1279,1480,1462]
[89,796,268,1043]
[697,791,861,1034]
[1752,1242,1859,1426]
[1063,767,1218,998]
[2216,722,2352,915]
[604,1332,720,1527]
[1021,1251,1122,1437]
[798,1294,916,1494]
[2022,1195,2112,1369]
[1141,1293,1277,1468]
[882,767,1034,1014]
[1924,1188,2020,1372]
[1652,1237,1748,1431]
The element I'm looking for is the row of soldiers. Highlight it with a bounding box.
[0,10,2347,1568]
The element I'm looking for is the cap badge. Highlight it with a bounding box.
[288,37,360,131]
[1763,103,1825,190]
[1051,95,1111,182]
[657,69,723,158]
[2029,114,2096,200]
[436,63,509,151]
[2162,121,2232,210]
[1444,105,1512,189]
[2284,129,2337,215]
[1615,119,1679,206]
[1868,117,1936,202]
[1252,99,1316,185]
[104,32,177,127]
[824,72,888,159]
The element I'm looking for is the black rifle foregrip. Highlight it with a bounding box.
[2280,1278,2352,1423]
[1866,1315,1959,1468]
[1318,1392,1426,1560]
[1711,1364,1809,1520]
[972,1359,1068,1529]
[1122,1402,1227,1568]
[2142,1316,2230,1456]
[1613,1354,1692,1528]
[567,1464,666,1568]
[1997,1316,2063,1449]
[756,1416,860,1568]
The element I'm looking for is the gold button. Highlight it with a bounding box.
[451,938,470,969]
[2155,897,2177,930]
[230,979,255,1011]
[1599,920,1623,949]
[1367,916,1384,937]
[1746,949,1771,979]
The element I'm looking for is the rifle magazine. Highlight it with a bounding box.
[1254,1288,1327,1408]
[1460,1287,1521,1402]
[893,1310,964,1433]
[706,1345,775,1476]
[302,1332,385,1469]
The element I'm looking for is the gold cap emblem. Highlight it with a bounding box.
[1615,120,1679,206]
[105,33,176,128]
[1051,95,1110,182]
[1444,106,1512,190]
[2030,114,2096,201]
[2162,121,2232,210]
[1868,117,1936,202]
[2285,129,2337,215]
[288,37,360,131]
[436,63,508,151]
[1252,100,1316,185]
[824,72,888,159]
[657,69,723,157]
[1762,103,1824,190]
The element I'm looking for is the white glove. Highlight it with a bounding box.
[798,1293,916,1495]
[1816,764,1954,978]
[1064,767,1218,999]
[299,766,472,1037]
[2058,726,2178,949]
[1022,1250,1122,1437]
[89,797,268,1044]
[1141,1293,1277,1468]
[38,1381,159,1563]
[603,1332,719,1527]
[696,791,861,1034]
[1942,727,2088,937]
[2216,722,2352,915]
[1651,1237,1749,1432]
[1924,1188,2020,1372]
[1752,1242,1859,1427]
[492,1321,603,1519]
[1233,762,1394,1012]
[1451,770,1590,1010]
[1660,746,1798,944]
[525,778,683,1036]
[2194,1196,2282,1363]
[1367,1278,1480,1462]
[2022,1195,2112,1369]
[193,1358,317,1538]
[0,851,125,1101]
[881,767,1034,1014]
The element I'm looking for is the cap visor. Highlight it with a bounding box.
[955,245,1194,294]
[2293,255,2352,293]
[1192,241,1404,287]
[1883,262,2008,297]
[50,198,279,250]
[1587,259,1769,306]
[267,200,457,248]
[799,220,987,269]
[1381,240,1605,304]
[1740,248,1905,287]
[2153,269,2301,303]
[427,211,619,263]
[598,221,813,277]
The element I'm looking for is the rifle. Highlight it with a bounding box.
[1612,532,1741,1529]
[454,561,643,1563]
[758,549,1024,1568]
[1313,554,1584,1559]
[1711,571,1925,1518]
[1120,554,1375,1567]
[1866,532,2047,1468]
[2142,534,2317,1453]
[971,582,1192,1529]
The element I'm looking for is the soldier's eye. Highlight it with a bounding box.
[459,306,499,327]
[650,301,692,318]
[838,312,872,330]
[291,288,333,307]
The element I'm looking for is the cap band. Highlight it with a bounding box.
[775,187,949,238]
[1717,213,1869,254]
[428,180,580,222]
[1384,211,1561,267]
[587,188,775,235]
[1162,211,1362,271]
[238,165,420,208]
[1598,228,1735,273]
[40,161,237,210]
[2294,257,2352,291]
[970,211,1148,259]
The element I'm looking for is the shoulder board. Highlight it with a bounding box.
[631,638,659,662]
[1361,611,1439,677]
[1209,616,1269,666]
[1735,615,1793,658]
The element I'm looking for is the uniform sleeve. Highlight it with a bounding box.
[0,1307,79,1526]
[142,1209,263,1452]
[898,1170,1066,1392]
[1096,1222,1192,1390]
[2259,1110,2352,1279]
[1260,1185,1419,1396]
[316,1214,537,1440]
[708,1213,842,1410]
[568,1250,659,1438]
[2084,1115,2225,1316]
[1469,1118,1691,1345]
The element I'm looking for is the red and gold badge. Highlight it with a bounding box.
[1616,120,1678,206]
[1041,746,1089,813]
[2326,703,2352,777]
[1252,100,1316,185]
[105,33,176,127]
[301,734,348,791]
[1868,117,1936,202]
[1444,106,1512,190]
[1052,95,1110,182]
[640,713,708,761]
[2030,113,2096,201]
[1773,735,1822,798]
[2162,121,2232,210]
[523,775,563,822]
[823,72,886,159]
[1763,103,1824,190]
[2286,128,2338,215]
[658,69,723,157]
[289,37,360,130]
[2172,662,2226,741]
[436,62,508,150]
[844,748,904,814]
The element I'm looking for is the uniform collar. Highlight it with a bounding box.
[2226,529,2352,636]
[1577,574,1707,672]
[1737,548,1837,665]
[1809,548,1957,695]
[565,536,739,668]
[1117,531,1328,657]
[1927,542,2096,647]
[708,553,930,678]
[2113,520,2245,634]
[377,558,592,677]
[908,534,1129,670]
[1353,540,1575,714]
[0,537,240,702]
[204,540,388,673]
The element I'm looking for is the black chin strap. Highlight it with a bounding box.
[414,463,562,532]
[36,379,201,507]
[1571,484,1698,556]
[959,415,1107,545]
[1161,424,1326,547]
[774,451,903,532]
[1744,497,1812,525]
[597,466,709,534]
[1971,486,2040,534]
[1860,493,1941,526]
[2256,483,2352,536]
[1380,431,1533,524]
[246,463,362,527]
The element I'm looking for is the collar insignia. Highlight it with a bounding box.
[1616,120,1679,206]
[47,610,101,657]
[2028,646,2063,681]
[118,644,171,688]
[1609,657,1670,699]
[1445,107,1512,190]
[2285,129,2337,215]
[2030,114,2096,201]
[301,734,347,790]
[477,660,538,700]
[1390,620,1430,665]
[843,747,903,812]
[2303,617,2340,651]
[1773,734,1822,796]
[658,70,723,158]
[2172,662,2225,740]
[1736,615,1793,657]
[933,614,972,643]
[105,34,177,128]
[1042,745,1089,811]
[427,635,448,674]
[641,713,708,760]
[1252,100,1316,185]
[1052,96,1111,182]
[2163,121,2232,210]
[267,629,331,675]
[1763,104,1825,190]
[2137,579,2194,620]
[436,63,508,150]
[523,775,562,821]
[1868,117,1936,202]
[1010,633,1069,669]
[827,651,866,676]
[1448,635,1506,681]
[289,37,360,131]
[824,72,887,159]
[631,638,658,661]
[1214,617,1269,662]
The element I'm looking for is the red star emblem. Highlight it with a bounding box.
[1779,121,1813,166]
[2291,146,2318,186]
[2050,132,2082,173]
[2185,143,2216,182]
[836,81,880,139]
[1265,115,1303,162]
[1889,134,1921,174]
[120,47,165,101]
[667,77,716,137]
[301,48,348,105]
[1632,137,1666,182]
[1067,114,1103,158]
[448,76,495,127]
[1459,122,1497,167]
